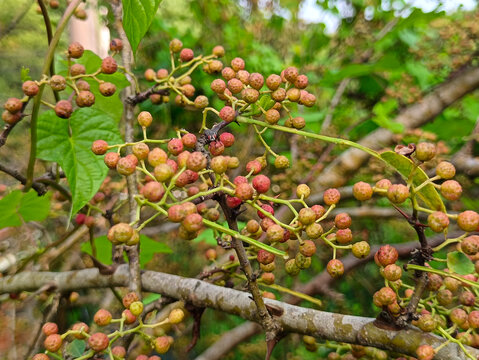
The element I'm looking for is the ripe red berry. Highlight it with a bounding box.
[294,74,308,89]
[88,332,109,352]
[246,160,262,174]
[283,66,299,82]
[352,181,373,201]
[22,80,39,97]
[141,181,165,202]
[226,195,242,208]
[416,344,435,360]
[376,245,398,266]
[227,78,243,94]
[167,138,184,156]
[327,259,344,278]
[42,322,58,336]
[211,78,226,93]
[334,213,351,229]
[104,152,120,169]
[219,106,236,122]
[94,309,112,326]
[54,100,73,118]
[72,322,89,339]
[221,66,236,80]
[44,334,62,352]
[180,48,194,62]
[231,57,245,71]
[76,90,95,107]
[75,213,86,225]
[257,249,275,265]
[209,141,225,156]
[336,228,352,244]
[91,140,108,155]
[236,70,250,84]
[68,41,84,58]
[235,182,254,200]
[252,175,270,193]
[300,240,317,257]
[219,132,235,147]
[101,56,118,74]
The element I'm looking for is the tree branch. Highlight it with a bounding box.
[0,265,476,360]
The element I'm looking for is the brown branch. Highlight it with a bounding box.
[0,163,47,195]
[126,87,169,105]
[0,265,477,360]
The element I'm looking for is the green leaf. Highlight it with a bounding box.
[37,108,122,216]
[66,339,86,357]
[447,251,474,275]
[371,99,404,134]
[380,151,446,212]
[143,293,161,305]
[123,0,162,53]
[21,67,31,82]
[0,190,51,229]
[81,235,172,267]
[139,234,172,267]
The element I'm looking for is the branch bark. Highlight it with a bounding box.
[0,265,477,360]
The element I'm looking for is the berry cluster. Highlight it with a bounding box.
[33,292,185,359]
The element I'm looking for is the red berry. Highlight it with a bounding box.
[257,249,275,265]
[227,78,243,94]
[72,322,89,339]
[104,152,120,169]
[226,195,242,208]
[99,82,116,97]
[141,181,165,202]
[257,204,274,219]
[42,322,58,336]
[68,41,84,58]
[44,334,62,352]
[219,106,236,122]
[376,245,398,266]
[235,182,254,200]
[249,73,264,90]
[88,332,109,352]
[219,132,235,147]
[182,133,197,148]
[252,175,270,194]
[352,181,373,201]
[334,212,351,229]
[327,259,344,278]
[246,160,262,174]
[180,48,194,62]
[101,56,118,74]
[231,57,245,71]
[94,309,112,326]
[323,188,340,205]
[54,100,73,119]
[168,138,184,156]
[75,213,86,225]
[22,80,39,97]
[211,79,226,93]
[209,141,225,156]
[91,140,108,155]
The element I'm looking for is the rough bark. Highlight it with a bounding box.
[0,265,477,360]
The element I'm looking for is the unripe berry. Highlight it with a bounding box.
[377,286,396,305]
[72,322,89,339]
[287,88,301,102]
[295,252,312,269]
[353,181,373,201]
[274,155,290,169]
[68,41,84,58]
[334,213,351,229]
[148,147,168,166]
[219,106,236,122]
[415,142,436,161]
[88,332,109,352]
[42,322,58,336]
[336,228,352,244]
[416,344,435,360]
[440,179,462,201]
[193,95,208,109]
[299,208,316,225]
[168,204,186,223]
[211,78,226,93]
[267,224,284,242]
[457,210,479,232]
[182,213,203,232]
[154,336,171,354]
[112,346,126,358]
[221,66,236,80]
[437,289,453,306]
[387,184,410,204]
[44,334,62,352]
[22,80,39,97]
[33,354,49,360]
[212,45,225,57]
[180,48,194,62]
[383,264,402,281]
[352,241,370,258]
[137,111,153,127]
[99,82,116,97]
[376,245,398,266]
[296,184,311,198]
[169,308,185,324]
[110,38,123,52]
[54,100,73,118]
[131,143,149,161]
[129,301,144,316]
[70,63,86,76]
[169,38,183,53]
[265,109,280,124]
[101,56,117,74]
[271,87,286,102]
[108,223,134,244]
[116,156,136,176]
[323,188,340,205]
[76,90,95,107]
[186,152,207,172]
[417,314,437,332]
[227,78,243,94]
[300,240,316,257]
[266,74,282,90]
[94,309,112,326]
[242,88,259,103]
[205,248,217,261]
[76,79,90,91]
[210,155,228,174]
[104,152,120,169]
[436,161,455,179]
[209,141,225,156]
[261,272,275,285]
[305,223,323,239]
[427,211,449,233]
[451,308,468,326]
[462,235,479,255]
[50,75,66,91]
[327,259,344,278]
[300,91,316,107]
[285,259,300,276]
[141,181,165,202]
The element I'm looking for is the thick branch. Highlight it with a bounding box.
[0,265,476,360]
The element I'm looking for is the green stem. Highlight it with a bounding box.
[407,264,479,289]
[24,0,83,191]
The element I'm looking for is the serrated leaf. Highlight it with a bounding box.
[66,339,86,357]
[123,0,162,53]
[0,190,51,229]
[447,251,474,275]
[380,151,446,212]
[37,108,122,216]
